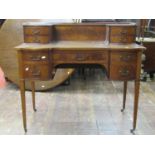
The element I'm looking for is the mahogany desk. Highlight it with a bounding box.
[15,22,145,133]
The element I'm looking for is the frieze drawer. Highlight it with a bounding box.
[22,50,50,63]
[53,50,109,63]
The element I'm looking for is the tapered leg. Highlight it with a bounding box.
[20,79,27,132]
[131,80,140,133]
[31,81,37,112]
[121,81,127,112]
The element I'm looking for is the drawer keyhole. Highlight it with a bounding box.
[119,69,129,76]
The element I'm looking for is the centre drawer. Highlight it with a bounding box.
[52,50,108,63]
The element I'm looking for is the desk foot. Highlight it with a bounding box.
[121,108,125,112]
[33,108,37,112]
[130,129,136,134]
[24,128,27,133]
[33,107,37,112]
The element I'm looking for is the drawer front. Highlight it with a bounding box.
[23,64,51,80]
[109,26,136,43]
[110,26,136,36]
[110,64,136,80]
[111,51,137,64]
[110,51,137,80]
[24,26,51,35]
[24,35,51,43]
[110,35,135,43]
[53,51,108,63]
[22,50,50,63]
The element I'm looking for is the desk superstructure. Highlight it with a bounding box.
[15,22,145,133]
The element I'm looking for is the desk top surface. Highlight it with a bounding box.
[16,41,145,51]
[22,22,136,26]
[136,37,155,42]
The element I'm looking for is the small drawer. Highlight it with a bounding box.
[24,35,51,43]
[110,26,136,36]
[53,50,108,63]
[110,64,136,80]
[111,51,137,64]
[22,50,49,62]
[110,35,135,43]
[24,26,51,35]
[23,64,51,80]
[109,26,136,43]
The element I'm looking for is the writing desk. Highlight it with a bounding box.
[15,22,145,133]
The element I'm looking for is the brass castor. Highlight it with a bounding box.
[130,129,136,134]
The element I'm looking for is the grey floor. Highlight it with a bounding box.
[1,69,155,135]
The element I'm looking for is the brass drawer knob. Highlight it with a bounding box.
[31,70,41,76]
[120,55,131,61]
[76,54,87,61]
[29,55,47,61]
[41,56,46,60]
[76,57,85,61]
[119,69,129,76]
[25,67,29,71]
[30,56,41,61]
[32,30,40,35]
